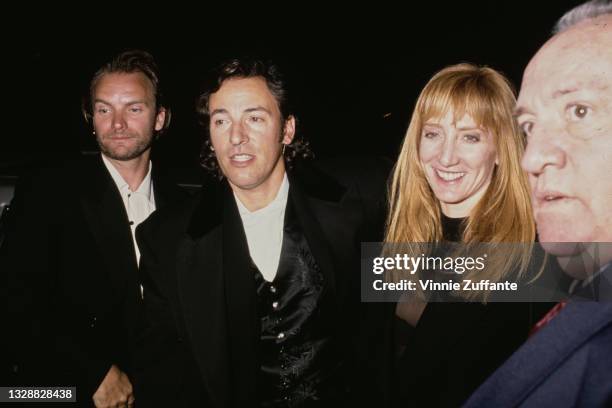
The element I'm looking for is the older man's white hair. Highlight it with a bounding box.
[553,0,612,34]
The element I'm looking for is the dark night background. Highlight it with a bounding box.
[3,1,584,185]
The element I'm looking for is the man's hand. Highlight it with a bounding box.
[92,364,134,408]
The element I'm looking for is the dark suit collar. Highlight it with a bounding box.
[186,160,348,240]
[77,155,138,296]
[151,162,170,209]
[78,155,121,202]
[178,183,257,407]
[287,160,346,203]
[186,180,225,239]
[222,188,259,405]
[288,180,340,307]
[81,154,171,202]
[150,160,188,209]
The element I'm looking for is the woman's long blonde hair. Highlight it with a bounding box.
[385,63,536,295]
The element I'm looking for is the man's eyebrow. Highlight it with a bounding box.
[126,100,149,106]
[210,108,228,116]
[93,98,149,105]
[210,107,272,116]
[513,87,582,117]
[244,106,272,114]
[551,87,579,99]
[513,106,532,118]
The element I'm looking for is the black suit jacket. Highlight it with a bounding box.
[133,157,389,407]
[0,155,187,405]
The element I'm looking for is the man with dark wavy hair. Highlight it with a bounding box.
[133,58,389,407]
[2,50,186,408]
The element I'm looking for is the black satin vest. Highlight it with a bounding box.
[254,196,346,407]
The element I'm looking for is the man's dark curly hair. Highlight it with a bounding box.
[196,58,313,178]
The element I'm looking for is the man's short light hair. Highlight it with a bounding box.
[553,0,612,34]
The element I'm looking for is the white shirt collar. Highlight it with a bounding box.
[234,172,289,282]
[235,173,289,221]
[101,153,154,199]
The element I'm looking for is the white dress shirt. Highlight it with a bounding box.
[235,173,289,282]
[101,154,156,265]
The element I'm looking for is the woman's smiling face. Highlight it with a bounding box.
[419,109,498,218]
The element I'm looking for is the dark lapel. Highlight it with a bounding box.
[221,183,259,405]
[78,155,137,298]
[178,181,257,408]
[288,163,348,305]
[150,162,186,210]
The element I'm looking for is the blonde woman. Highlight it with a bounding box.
[386,64,554,407]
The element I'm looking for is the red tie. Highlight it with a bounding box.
[529,300,568,337]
